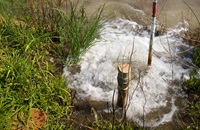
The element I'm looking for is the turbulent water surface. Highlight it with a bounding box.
[63,0,199,129]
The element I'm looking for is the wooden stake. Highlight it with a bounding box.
[117,64,131,108]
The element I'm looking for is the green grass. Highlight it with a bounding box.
[193,48,200,67]
[183,59,200,129]
[0,20,72,129]
[57,1,105,64]
[184,70,200,93]
[0,0,132,129]
[0,1,72,129]
[0,0,105,65]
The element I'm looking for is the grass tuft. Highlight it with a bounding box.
[57,1,105,64]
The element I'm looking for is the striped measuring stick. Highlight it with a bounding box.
[147,0,158,67]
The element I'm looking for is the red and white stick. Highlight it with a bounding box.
[147,0,158,67]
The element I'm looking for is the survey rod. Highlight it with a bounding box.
[147,0,158,67]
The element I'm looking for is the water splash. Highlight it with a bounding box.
[63,19,192,127]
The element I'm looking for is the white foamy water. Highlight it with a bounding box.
[63,19,192,127]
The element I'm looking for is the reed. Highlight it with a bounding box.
[57,1,105,64]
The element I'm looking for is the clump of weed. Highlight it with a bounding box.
[57,1,105,64]
[184,70,200,94]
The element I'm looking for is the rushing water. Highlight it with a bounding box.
[63,0,199,129]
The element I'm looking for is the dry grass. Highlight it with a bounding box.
[182,27,200,45]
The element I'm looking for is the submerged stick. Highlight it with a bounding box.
[147,0,158,67]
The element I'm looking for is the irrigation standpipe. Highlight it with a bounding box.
[147,0,158,67]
